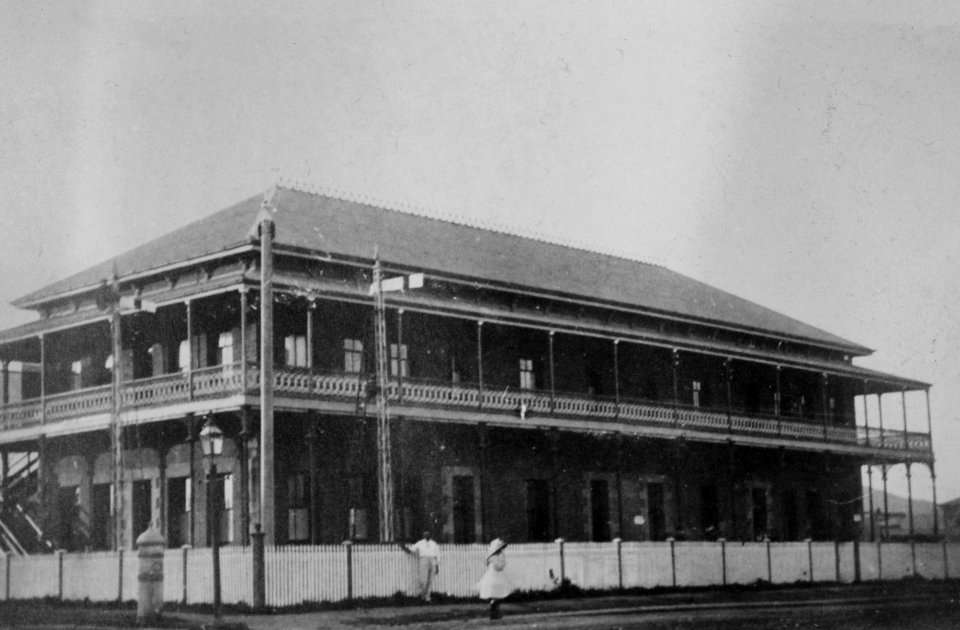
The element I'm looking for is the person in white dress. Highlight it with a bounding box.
[478,538,511,620]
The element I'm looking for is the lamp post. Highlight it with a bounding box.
[200,419,224,622]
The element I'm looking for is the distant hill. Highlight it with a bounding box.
[861,487,940,539]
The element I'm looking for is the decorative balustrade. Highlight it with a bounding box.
[399,379,479,407]
[0,400,42,430]
[0,366,933,459]
[44,385,112,422]
[123,371,190,407]
[192,363,245,398]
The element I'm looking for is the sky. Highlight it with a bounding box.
[1,1,958,504]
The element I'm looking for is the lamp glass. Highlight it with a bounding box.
[199,422,224,457]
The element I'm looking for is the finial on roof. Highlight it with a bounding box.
[247,186,279,240]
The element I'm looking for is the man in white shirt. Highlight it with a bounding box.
[405,530,440,601]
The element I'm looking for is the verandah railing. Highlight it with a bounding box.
[0,365,931,457]
[0,540,956,607]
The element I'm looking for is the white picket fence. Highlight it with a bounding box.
[0,541,956,607]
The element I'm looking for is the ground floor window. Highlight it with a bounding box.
[132,479,152,541]
[167,476,190,547]
[287,473,309,542]
[56,485,81,551]
[590,478,611,542]
[700,484,719,539]
[647,481,666,541]
[750,486,770,540]
[90,483,111,550]
[526,479,552,541]
[451,475,476,543]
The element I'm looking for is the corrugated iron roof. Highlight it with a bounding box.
[12,184,870,354]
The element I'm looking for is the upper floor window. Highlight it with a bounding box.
[692,380,701,408]
[218,332,234,365]
[285,334,308,368]
[390,343,408,378]
[344,339,363,373]
[519,358,535,390]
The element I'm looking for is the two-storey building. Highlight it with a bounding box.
[0,182,936,552]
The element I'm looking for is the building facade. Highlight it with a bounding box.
[0,183,936,553]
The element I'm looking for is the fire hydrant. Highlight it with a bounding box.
[136,527,166,622]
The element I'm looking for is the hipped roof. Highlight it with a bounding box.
[13,184,870,355]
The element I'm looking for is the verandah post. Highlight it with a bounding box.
[807,539,813,583]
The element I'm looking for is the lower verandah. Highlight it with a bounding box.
[45,413,864,550]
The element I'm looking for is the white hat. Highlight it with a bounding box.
[487,538,507,560]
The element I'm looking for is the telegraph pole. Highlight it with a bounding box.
[255,190,277,544]
[372,252,394,542]
[109,272,125,550]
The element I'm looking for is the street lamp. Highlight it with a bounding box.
[199,419,224,622]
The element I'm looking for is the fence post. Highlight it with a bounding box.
[719,539,727,586]
[853,539,861,584]
[118,548,124,604]
[57,549,64,602]
[834,540,840,583]
[252,525,266,609]
[614,538,623,591]
[911,540,917,577]
[3,552,8,600]
[181,546,189,605]
[806,539,813,583]
[943,540,949,579]
[343,541,353,603]
[555,538,565,587]
[766,539,772,583]
[668,538,676,588]
[877,541,883,581]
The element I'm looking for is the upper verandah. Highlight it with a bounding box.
[11,181,869,357]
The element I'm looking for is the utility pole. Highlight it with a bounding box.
[252,189,277,545]
[109,272,124,550]
[372,252,394,542]
[369,260,423,543]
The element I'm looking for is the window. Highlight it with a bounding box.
[285,335,308,368]
[692,380,701,408]
[526,479,551,541]
[343,339,363,373]
[700,485,719,538]
[452,475,476,543]
[519,358,535,390]
[390,343,408,378]
[218,332,234,365]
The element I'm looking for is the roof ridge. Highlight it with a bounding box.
[275,177,665,269]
